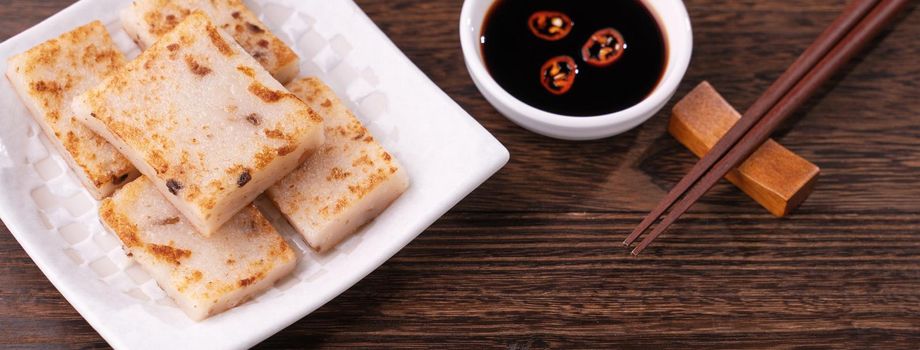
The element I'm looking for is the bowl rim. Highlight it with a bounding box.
[459,0,693,130]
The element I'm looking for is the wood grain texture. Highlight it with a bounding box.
[2,0,919,348]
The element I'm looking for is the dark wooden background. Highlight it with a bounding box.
[2,0,919,348]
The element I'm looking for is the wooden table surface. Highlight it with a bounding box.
[2,0,919,348]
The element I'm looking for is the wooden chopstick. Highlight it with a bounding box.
[626,0,910,255]
[622,0,881,249]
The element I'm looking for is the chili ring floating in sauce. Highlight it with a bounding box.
[528,11,573,41]
[540,55,577,95]
[581,27,626,67]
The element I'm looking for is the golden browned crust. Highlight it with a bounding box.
[327,167,351,181]
[205,20,235,57]
[99,198,142,248]
[236,65,255,78]
[254,146,276,170]
[248,82,290,103]
[184,55,212,76]
[277,145,297,156]
[237,270,265,287]
[145,243,192,265]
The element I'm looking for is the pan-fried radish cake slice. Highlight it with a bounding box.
[100,177,296,321]
[267,78,409,252]
[74,13,324,235]
[6,21,139,199]
[121,0,299,83]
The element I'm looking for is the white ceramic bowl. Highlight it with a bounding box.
[460,0,693,140]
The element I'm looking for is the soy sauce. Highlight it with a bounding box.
[481,0,667,116]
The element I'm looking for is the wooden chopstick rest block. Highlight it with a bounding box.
[669,81,820,217]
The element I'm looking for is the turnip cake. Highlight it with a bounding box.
[74,13,324,235]
[6,21,139,199]
[100,177,296,321]
[267,78,409,252]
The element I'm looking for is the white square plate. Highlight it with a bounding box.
[0,0,509,348]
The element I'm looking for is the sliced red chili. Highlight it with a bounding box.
[581,27,625,67]
[528,11,573,41]
[540,55,577,95]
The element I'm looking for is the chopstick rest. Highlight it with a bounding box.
[670,81,820,217]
